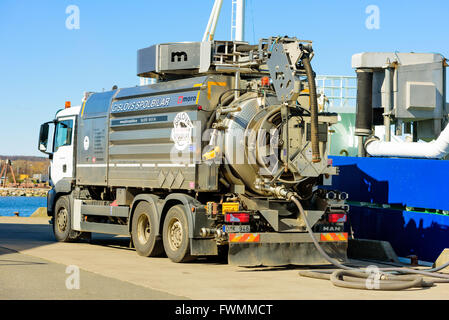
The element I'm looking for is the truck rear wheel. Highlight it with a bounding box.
[162,205,195,263]
[53,196,82,242]
[131,201,164,257]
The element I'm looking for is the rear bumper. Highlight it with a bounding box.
[227,232,348,267]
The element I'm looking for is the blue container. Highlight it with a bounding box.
[349,205,449,262]
[330,156,449,262]
[330,156,449,211]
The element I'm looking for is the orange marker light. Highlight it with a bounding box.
[261,76,270,87]
[65,101,71,109]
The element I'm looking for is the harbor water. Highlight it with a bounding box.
[0,196,46,217]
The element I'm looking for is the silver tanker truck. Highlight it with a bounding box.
[38,36,349,266]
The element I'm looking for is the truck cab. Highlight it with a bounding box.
[39,104,80,186]
[38,104,80,218]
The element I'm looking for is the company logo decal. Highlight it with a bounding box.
[111,94,198,113]
[111,97,170,113]
[177,96,197,104]
[171,51,188,62]
[171,112,193,151]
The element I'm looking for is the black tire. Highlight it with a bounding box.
[162,204,195,263]
[53,196,82,242]
[131,201,164,257]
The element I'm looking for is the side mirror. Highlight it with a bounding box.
[39,143,47,152]
[38,122,53,155]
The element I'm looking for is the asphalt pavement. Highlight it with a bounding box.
[0,246,184,299]
[0,216,448,300]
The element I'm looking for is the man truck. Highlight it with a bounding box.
[38,36,349,266]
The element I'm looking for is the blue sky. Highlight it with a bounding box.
[0,0,448,156]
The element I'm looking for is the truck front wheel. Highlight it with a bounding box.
[53,196,81,242]
[162,205,195,263]
[131,201,164,257]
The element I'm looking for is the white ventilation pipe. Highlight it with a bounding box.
[365,123,449,159]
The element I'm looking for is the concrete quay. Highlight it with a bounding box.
[1,216,449,300]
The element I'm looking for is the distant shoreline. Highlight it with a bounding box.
[0,188,49,197]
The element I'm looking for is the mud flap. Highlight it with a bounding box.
[228,242,348,267]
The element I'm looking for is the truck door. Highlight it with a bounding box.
[51,116,76,185]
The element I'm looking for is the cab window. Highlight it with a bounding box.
[54,120,73,152]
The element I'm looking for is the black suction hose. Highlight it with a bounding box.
[302,55,321,163]
[292,196,449,290]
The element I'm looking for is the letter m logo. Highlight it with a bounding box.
[171,51,188,62]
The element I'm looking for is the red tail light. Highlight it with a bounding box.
[225,213,250,223]
[328,213,347,223]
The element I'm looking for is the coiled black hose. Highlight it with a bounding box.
[292,197,449,290]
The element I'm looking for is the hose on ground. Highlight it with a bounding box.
[291,196,449,290]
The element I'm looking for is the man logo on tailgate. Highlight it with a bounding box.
[171,112,193,151]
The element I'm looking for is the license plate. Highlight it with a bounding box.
[224,225,250,233]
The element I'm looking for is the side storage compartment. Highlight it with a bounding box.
[73,200,130,235]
